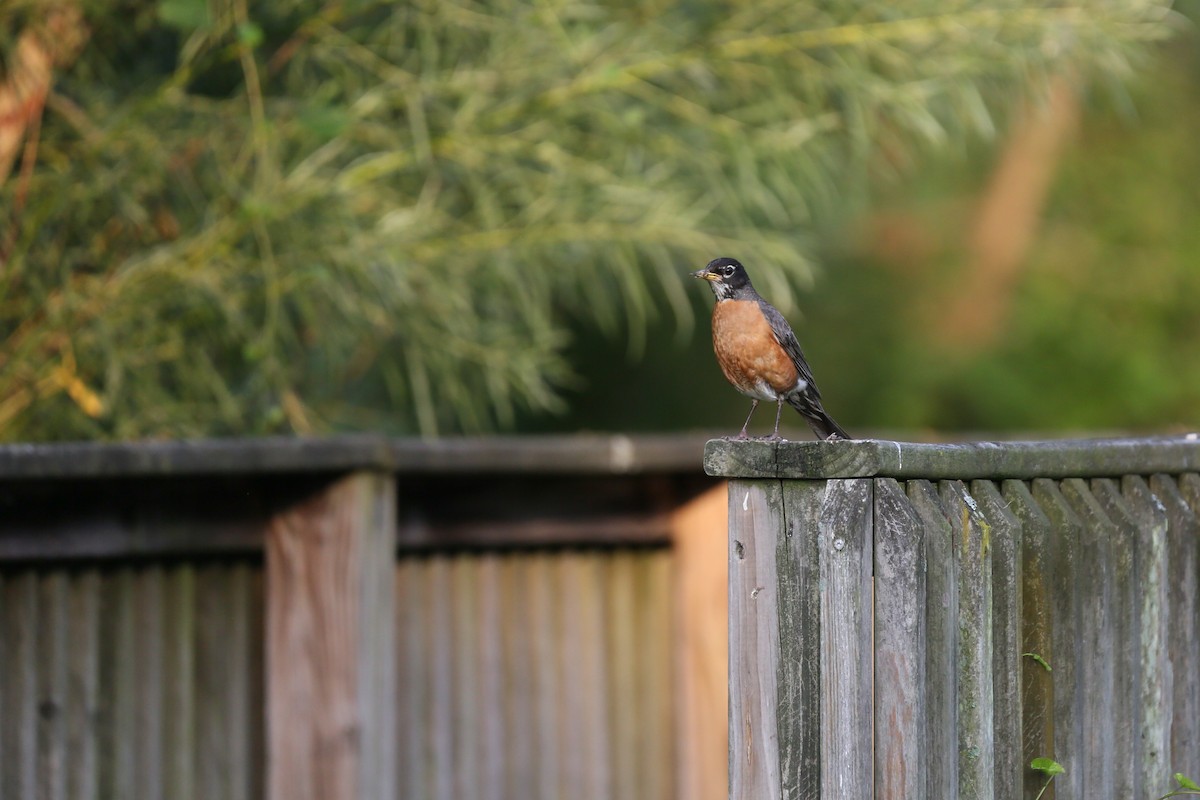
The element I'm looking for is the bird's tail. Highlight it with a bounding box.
[787,392,851,441]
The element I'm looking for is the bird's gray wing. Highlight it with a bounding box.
[756,298,821,399]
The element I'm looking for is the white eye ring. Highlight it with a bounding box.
[723,266,735,277]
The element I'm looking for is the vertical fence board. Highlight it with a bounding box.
[265,471,397,800]
[65,570,100,800]
[940,481,994,800]
[37,572,68,800]
[816,479,873,800]
[728,479,783,800]
[526,554,559,800]
[163,566,196,800]
[1122,476,1173,798]
[102,568,137,800]
[971,480,1023,800]
[476,556,505,800]
[640,550,674,800]
[1090,478,1141,800]
[499,557,533,800]
[1151,474,1200,778]
[907,479,957,800]
[1002,480,1055,800]
[451,557,481,800]
[1060,480,1116,800]
[606,552,639,800]
[395,558,429,800]
[670,485,727,800]
[1032,479,1084,800]
[3,573,38,800]
[873,478,926,800]
[426,556,455,800]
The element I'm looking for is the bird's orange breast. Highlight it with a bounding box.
[711,299,800,396]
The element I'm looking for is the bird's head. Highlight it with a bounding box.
[690,257,752,301]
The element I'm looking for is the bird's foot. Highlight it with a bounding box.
[724,431,752,441]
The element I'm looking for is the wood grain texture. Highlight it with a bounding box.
[873,478,927,800]
[705,436,1200,480]
[1089,478,1140,800]
[907,479,957,800]
[1059,479,1116,800]
[1150,474,1200,778]
[1122,476,1173,799]
[940,481,994,800]
[817,480,874,800]
[971,480,1022,800]
[727,479,784,800]
[1002,480,1055,800]
[774,480,824,800]
[265,471,397,800]
[1032,479,1084,800]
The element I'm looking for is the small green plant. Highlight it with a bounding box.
[1023,652,1053,671]
[1156,773,1200,799]
[1031,757,1064,800]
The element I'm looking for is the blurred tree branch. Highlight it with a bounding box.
[0,0,1176,440]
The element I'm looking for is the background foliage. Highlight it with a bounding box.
[0,0,1178,439]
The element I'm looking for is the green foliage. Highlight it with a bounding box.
[1,0,1174,438]
[1030,757,1064,800]
[1158,773,1200,799]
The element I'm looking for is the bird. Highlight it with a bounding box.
[691,256,850,441]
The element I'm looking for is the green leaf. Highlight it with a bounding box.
[1177,774,1200,791]
[1031,758,1065,776]
[1023,652,1053,672]
[158,0,210,31]
[237,22,264,48]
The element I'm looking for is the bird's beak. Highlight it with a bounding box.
[690,269,718,282]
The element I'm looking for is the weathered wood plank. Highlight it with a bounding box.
[395,558,429,800]
[606,552,639,800]
[265,471,397,800]
[451,557,481,800]
[1121,476,1172,799]
[37,572,68,800]
[971,480,1023,800]
[0,433,708,479]
[1150,474,1200,778]
[101,568,137,800]
[499,556,534,800]
[817,480,874,799]
[425,556,456,800]
[774,480,822,800]
[525,554,559,800]
[907,479,957,800]
[1090,478,1141,800]
[704,436,1200,480]
[134,567,165,800]
[873,478,927,800]
[163,566,196,800]
[65,569,100,800]
[728,479,783,800]
[1001,480,1055,800]
[476,556,505,800]
[940,481,995,800]
[2,573,38,800]
[1032,479,1084,800]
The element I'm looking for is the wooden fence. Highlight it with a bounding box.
[706,436,1200,800]
[0,435,729,800]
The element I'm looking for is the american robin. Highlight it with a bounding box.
[691,257,850,441]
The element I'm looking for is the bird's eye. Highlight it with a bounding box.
[723,266,736,277]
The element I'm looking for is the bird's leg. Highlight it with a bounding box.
[733,400,759,440]
[765,397,785,440]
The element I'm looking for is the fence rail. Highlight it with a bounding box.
[706,436,1200,800]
